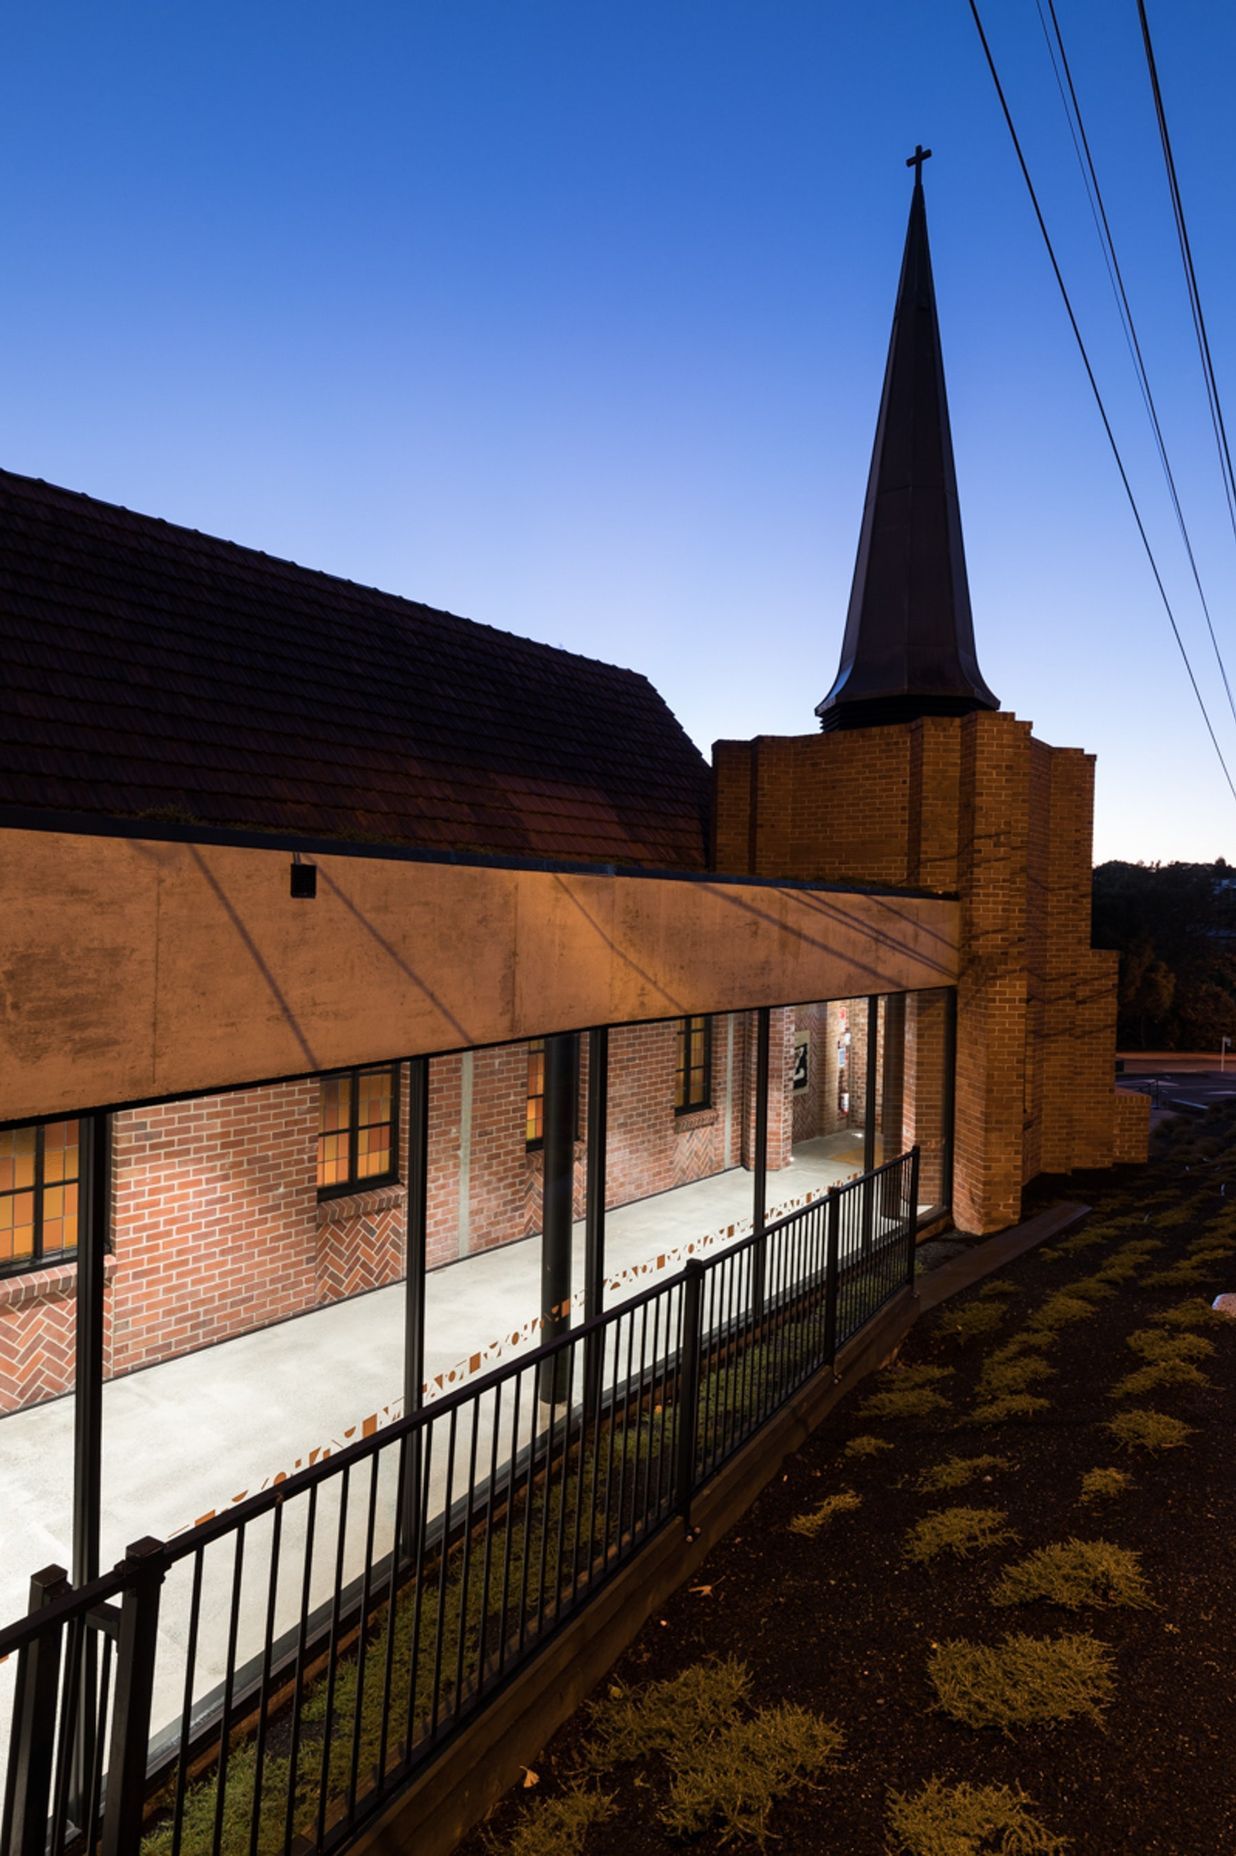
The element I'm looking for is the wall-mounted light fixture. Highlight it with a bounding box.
[290,853,317,899]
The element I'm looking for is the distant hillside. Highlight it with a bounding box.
[1093,859,1236,1050]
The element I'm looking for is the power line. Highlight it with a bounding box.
[1137,0,1236,551]
[1035,0,1236,734]
[966,0,1236,809]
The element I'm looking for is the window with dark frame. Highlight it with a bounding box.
[0,1120,81,1274]
[675,1015,712,1113]
[525,1037,582,1149]
[317,1065,399,1197]
[526,1040,546,1147]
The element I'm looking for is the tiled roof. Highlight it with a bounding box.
[0,469,711,869]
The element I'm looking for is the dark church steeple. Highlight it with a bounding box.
[816,148,999,731]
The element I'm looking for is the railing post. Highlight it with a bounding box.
[907,1146,921,1288]
[3,1564,70,1856]
[100,1538,166,1856]
[676,1261,705,1534]
[823,1187,841,1367]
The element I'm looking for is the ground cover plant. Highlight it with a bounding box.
[927,1632,1116,1732]
[991,1539,1152,1610]
[789,1489,862,1537]
[454,1109,1236,1856]
[844,1433,892,1459]
[885,1778,1067,1856]
[1079,1467,1132,1503]
[903,1507,1016,1563]
[916,1454,1011,1494]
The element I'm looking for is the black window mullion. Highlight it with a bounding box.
[348,1069,360,1187]
[34,1123,45,1265]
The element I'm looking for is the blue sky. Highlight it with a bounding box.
[3,1,1234,863]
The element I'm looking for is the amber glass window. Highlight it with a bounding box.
[526,1040,546,1147]
[0,1120,81,1274]
[675,1015,712,1113]
[525,1037,582,1148]
[317,1066,399,1196]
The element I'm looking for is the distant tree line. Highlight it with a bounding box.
[1093,860,1236,1050]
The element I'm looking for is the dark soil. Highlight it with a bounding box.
[453,1114,1236,1856]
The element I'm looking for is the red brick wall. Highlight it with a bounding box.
[109,1076,410,1377]
[0,1011,783,1413]
[0,1259,115,1412]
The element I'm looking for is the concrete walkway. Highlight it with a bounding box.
[0,1140,865,1635]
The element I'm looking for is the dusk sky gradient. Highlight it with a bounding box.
[4,1,1236,864]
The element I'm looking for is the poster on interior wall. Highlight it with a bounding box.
[793,1036,809,1092]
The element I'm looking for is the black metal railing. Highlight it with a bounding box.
[0,1147,919,1856]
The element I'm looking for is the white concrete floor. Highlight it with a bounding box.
[0,1139,865,1638]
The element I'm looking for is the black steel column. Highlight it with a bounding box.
[942,988,958,1213]
[864,996,880,1175]
[73,1112,109,1811]
[881,993,908,1219]
[751,1007,770,1319]
[73,1114,109,1591]
[402,1057,429,1556]
[862,997,879,1256]
[539,1033,577,1408]
[583,1026,608,1415]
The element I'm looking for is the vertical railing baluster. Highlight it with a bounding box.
[376,1435,409,1793]
[404,1418,435,1756]
[315,1468,351,1848]
[552,1344,573,1620]
[48,1609,84,1856]
[429,1408,458,1740]
[171,1544,204,1856]
[824,1187,841,1367]
[676,1261,704,1532]
[615,1313,635,1557]
[212,1525,247,1856]
[346,1460,381,1825]
[496,1375,521,1678]
[283,1483,317,1855]
[452,1400,481,1714]
[476,1382,504,1693]
[249,1503,283,1856]
[85,1632,112,1856]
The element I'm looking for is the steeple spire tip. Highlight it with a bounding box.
[816,148,999,732]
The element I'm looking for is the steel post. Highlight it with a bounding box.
[4,1565,70,1856]
[100,1538,165,1856]
[539,1033,576,1410]
[583,1026,608,1419]
[402,1057,429,1559]
[751,1007,770,1320]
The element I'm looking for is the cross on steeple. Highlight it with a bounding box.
[906,143,932,183]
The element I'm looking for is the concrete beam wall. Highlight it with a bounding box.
[0,826,959,1122]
